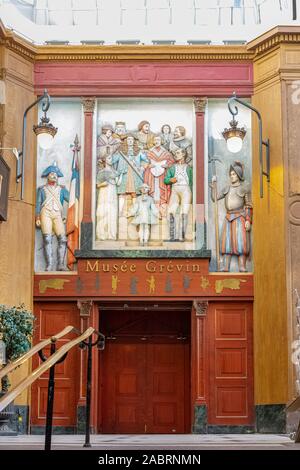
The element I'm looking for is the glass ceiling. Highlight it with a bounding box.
[0,0,298,45]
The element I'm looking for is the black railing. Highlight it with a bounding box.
[38,328,105,450]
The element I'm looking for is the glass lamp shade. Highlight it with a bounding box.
[226,136,243,154]
[37,131,55,150]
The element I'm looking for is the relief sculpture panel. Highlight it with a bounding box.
[94,99,196,250]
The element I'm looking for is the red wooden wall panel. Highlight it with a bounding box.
[31,303,80,428]
[208,302,254,425]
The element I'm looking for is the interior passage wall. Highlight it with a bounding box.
[0,45,36,405]
[251,50,288,405]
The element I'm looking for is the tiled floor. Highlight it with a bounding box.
[0,434,299,450]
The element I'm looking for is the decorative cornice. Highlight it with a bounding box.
[194,97,207,114]
[193,301,209,316]
[82,97,96,113]
[0,22,253,62]
[247,26,300,59]
[77,300,93,317]
[34,51,253,62]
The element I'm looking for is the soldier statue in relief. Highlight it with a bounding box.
[36,163,69,271]
[211,161,252,272]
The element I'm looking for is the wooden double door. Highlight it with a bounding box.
[100,308,190,434]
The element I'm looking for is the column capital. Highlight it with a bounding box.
[194,97,208,114]
[193,300,209,316]
[77,300,93,317]
[82,97,96,113]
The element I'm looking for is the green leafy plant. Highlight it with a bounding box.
[0,304,35,391]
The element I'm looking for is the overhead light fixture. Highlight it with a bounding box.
[222,117,246,154]
[187,40,212,45]
[223,40,247,45]
[33,104,57,151]
[81,40,105,45]
[224,91,270,198]
[17,89,57,199]
[116,40,140,45]
[152,40,175,45]
[44,40,70,45]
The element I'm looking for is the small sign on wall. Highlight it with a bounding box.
[0,155,10,221]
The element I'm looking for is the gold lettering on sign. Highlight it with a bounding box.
[146,261,157,273]
[86,260,99,272]
[39,279,70,294]
[215,279,247,294]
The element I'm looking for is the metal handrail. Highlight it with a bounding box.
[0,325,76,380]
[0,327,94,412]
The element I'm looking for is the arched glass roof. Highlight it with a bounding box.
[0,0,298,44]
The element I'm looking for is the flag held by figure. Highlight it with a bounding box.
[66,135,80,270]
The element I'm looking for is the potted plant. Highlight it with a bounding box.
[0,304,35,435]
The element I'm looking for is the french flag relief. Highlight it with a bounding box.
[66,134,81,270]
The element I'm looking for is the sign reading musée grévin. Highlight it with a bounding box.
[63,259,251,297]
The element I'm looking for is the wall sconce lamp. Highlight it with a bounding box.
[223,92,270,198]
[16,89,57,200]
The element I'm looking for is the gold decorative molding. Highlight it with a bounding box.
[215,278,247,294]
[193,300,208,316]
[34,51,253,62]
[39,278,70,294]
[194,97,207,114]
[77,300,93,317]
[248,26,300,59]
[82,97,96,113]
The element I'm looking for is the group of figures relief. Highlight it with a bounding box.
[95,120,193,246]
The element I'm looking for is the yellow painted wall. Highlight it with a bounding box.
[252,83,288,404]
[0,46,36,405]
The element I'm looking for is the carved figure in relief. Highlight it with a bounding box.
[136,120,156,150]
[164,148,193,242]
[171,126,193,163]
[113,134,149,215]
[97,124,121,162]
[147,275,156,294]
[127,183,159,246]
[211,161,252,272]
[36,163,69,271]
[160,124,173,151]
[96,153,118,241]
[113,121,127,141]
[144,135,174,214]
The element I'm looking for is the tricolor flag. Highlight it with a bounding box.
[66,135,81,270]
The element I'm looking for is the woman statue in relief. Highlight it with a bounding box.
[160,124,173,151]
[96,154,118,241]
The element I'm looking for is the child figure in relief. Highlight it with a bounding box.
[127,183,160,246]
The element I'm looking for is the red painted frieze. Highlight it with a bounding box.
[34,259,253,298]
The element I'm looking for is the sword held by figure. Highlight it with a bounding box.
[118,150,144,182]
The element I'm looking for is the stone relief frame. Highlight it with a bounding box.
[93,98,198,251]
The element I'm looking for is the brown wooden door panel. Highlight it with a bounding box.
[101,341,189,433]
[31,303,80,427]
[100,308,190,434]
[147,343,185,433]
[208,302,254,425]
[102,342,146,433]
